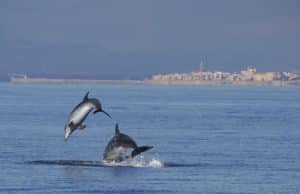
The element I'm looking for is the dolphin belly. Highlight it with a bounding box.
[64,104,94,140]
[70,105,93,125]
[103,147,125,162]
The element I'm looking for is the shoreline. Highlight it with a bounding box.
[7,77,300,86]
[8,77,143,84]
[145,80,300,86]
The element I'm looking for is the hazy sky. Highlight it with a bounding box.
[1,0,299,79]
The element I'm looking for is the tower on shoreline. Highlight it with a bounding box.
[199,61,205,72]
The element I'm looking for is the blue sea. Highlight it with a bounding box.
[0,83,300,194]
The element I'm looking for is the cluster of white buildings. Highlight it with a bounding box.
[150,67,300,83]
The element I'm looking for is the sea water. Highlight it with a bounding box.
[0,83,300,194]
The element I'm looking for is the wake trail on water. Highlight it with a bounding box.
[26,159,249,168]
[26,156,164,168]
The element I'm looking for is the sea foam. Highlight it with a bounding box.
[102,156,164,168]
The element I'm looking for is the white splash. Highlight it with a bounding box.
[102,156,164,168]
[148,158,164,168]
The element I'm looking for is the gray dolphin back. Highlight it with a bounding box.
[82,91,103,114]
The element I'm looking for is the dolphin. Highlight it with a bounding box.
[64,92,112,141]
[103,124,153,162]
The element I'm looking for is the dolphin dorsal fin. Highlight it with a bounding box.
[83,91,89,101]
[115,123,120,135]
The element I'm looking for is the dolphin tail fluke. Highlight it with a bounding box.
[131,146,153,158]
[101,110,112,119]
[93,109,112,119]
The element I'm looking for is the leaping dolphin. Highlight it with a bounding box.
[64,92,112,141]
[103,124,153,162]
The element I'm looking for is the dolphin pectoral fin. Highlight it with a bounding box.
[68,121,75,128]
[131,146,154,158]
[78,124,86,130]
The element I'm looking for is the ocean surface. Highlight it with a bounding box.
[0,83,300,194]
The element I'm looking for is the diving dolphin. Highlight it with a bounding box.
[64,92,112,141]
[103,124,153,162]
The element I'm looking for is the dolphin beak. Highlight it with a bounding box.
[102,110,112,119]
[64,128,72,141]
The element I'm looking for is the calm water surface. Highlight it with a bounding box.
[0,83,300,194]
